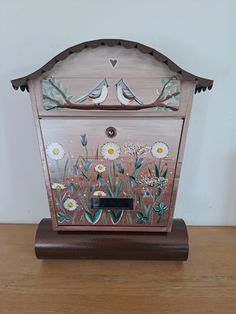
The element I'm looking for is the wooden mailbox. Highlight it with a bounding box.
[12,39,213,259]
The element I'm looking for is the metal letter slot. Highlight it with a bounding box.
[91,198,133,210]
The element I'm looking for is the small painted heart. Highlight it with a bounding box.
[110,59,117,68]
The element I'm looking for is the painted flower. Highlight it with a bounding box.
[151,142,169,159]
[95,164,106,173]
[154,202,169,224]
[63,198,78,211]
[139,175,157,187]
[57,211,71,223]
[124,143,150,158]
[116,163,124,174]
[93,191,106,197]
[80,133,87,146]
[46,143,65,160]
[154,202,168,215]
[142,188,152,198]
[51,183,66,191]
[101,142,120,160]
[157,177,168,189]
[139,175,168,189]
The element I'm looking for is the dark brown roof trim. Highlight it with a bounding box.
[11,39,213,93]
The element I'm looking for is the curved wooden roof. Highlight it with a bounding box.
[11,39,213,93]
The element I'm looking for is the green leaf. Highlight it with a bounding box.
[57,211,64,218]
[136,212,143,219]
[105,185,113,198]
[129,176,137,188]
[136,212,148,224]
[138,193,143,211]
[135,158,143,169]
[108,172,113,190]
[108,165,115,190]
[154,202,168,216]
[85,210,102,224]
[97,173,113,197]
[84,159,92,171]
[115,181,123,198]
[81,170,90,181]
[155,164,160,178]
[57,211,71,223]
[57,81,62,89]
[162,168,168,178]
[85,211,93,224]
[97,174,106,186]
[42,79,49,85]
[93,209,103,224]
[76,188,89,211]
[68,95,73,101]
[143,204,150,216]
[137,218,143,224]
[110,210,124,224]
[113,161,116,176]
[89,184,96,193]
[75,158,79,167]
[63,158,69,179]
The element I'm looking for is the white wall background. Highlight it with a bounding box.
[0,0,236,225]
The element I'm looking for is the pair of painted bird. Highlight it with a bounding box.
[76,78,143,106]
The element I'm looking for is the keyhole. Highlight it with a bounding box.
[105,127,117,138]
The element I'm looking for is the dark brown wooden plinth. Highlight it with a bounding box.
[35,218,189,260]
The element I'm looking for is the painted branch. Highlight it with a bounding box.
[43,95,63,108]
[43,75,180,112]
[43,96,178,111]
[161,91,180,102]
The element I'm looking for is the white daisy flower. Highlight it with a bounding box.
[93,191,106,197]
[151,142,169,159]
[63,198,78,211]
[101,142,120,160]
[46,143,65,160]
[51,183,66,190]
[95,164,106,173]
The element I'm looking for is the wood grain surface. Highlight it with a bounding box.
[0,224,235,314]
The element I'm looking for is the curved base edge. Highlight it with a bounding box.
[35,218,189,260]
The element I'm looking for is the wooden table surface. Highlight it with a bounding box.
[0,224,236,314]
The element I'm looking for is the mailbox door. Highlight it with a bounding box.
[40,117,183,231]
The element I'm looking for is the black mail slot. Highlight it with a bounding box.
[91,198,133,210]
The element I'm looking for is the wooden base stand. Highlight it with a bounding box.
[35,218,189,260]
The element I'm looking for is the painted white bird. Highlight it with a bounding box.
[116,79,144,105]
[76,78,108,105]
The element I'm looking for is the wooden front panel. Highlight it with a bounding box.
[40,117,183,231]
